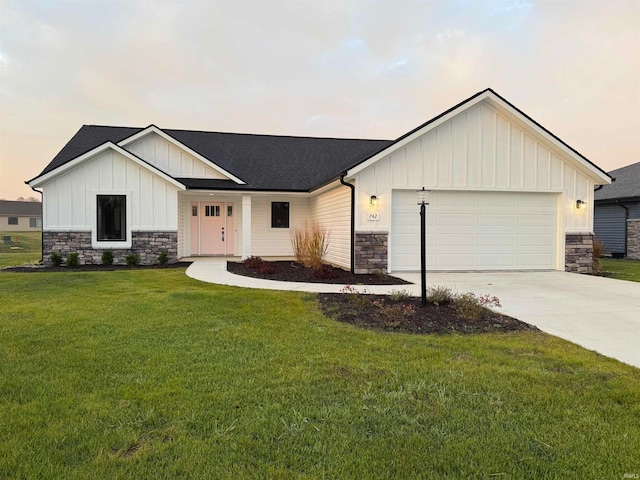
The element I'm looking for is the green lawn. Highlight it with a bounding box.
[0,268,638,478]
[0,231,42,268]
[601,257,640,282]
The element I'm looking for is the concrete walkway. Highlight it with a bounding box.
[186,259,640,368]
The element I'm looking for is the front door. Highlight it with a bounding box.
[201,203,225,254]
[190,201,234,255]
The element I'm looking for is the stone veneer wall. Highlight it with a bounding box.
[354,231,388,274]
[43,231,178,266]
[565,232,593,274]
[627,219,640,260]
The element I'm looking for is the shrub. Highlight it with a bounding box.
[312,264,338,279]
[66,253,79,268]
[102,250,114,266]
[158,251,169,265]
[339,285,370,308]
[257,262,278,275]
[427,286,455,306]
[243,256,264,269]
[593,239,604,274]
[125,253,140,268]
[452,292,502,321]
[50,252,63,267]
[291,221,329,269]
[373,298,416,326]
[388,288,413,302]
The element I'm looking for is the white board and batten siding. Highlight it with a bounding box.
[352,99,600,272]
[126,133,229,179]
[310,184,351,269]
[41,149,180,231]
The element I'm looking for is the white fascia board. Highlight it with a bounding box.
[29,142,186,191]
[118,125,247,185]
[483,93,611,185]
[182,189,310,197]
[347,93,490,177]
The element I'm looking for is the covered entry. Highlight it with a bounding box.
[390,190,559,271]
[190,201,235,255]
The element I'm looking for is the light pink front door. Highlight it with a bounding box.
[200,203,225,254]
[190,201,234,255]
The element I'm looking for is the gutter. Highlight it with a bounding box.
[616,200,630,257]
[26,183,44,264]
[339,172,355,274]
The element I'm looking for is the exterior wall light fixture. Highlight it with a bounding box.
[370,195,378,207]
[576,199,586,210]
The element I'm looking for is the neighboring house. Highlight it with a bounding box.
[0,200,42,232]
[27,88,611,273]
[594,161,640,259]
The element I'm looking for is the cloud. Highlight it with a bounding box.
[0,0,638,200]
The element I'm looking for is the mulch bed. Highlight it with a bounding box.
[2,261,193,273]
[318,294,538,335]
[227,260,410,285]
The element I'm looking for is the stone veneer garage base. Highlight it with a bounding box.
[355,231,596,274]
[564,233,594,274]
[628,219,640,260]
[43,231,178,266]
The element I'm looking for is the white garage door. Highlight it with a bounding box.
[390,190,558,271]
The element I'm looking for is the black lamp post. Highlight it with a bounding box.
[417,188,430,306]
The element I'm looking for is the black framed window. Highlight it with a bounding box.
[8,217,18,225]
[29,218,41,228]
[271,202,289,228]
[97,195,126,241]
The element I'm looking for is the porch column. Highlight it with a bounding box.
[242,195,252,259]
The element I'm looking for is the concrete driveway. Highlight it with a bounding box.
[395,271,640,369]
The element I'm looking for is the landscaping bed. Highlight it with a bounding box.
[318,290,537,335]
[2,261,192,272]
[227,259,410,285]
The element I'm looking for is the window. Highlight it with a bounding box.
[227,206,233,217]
[97,195,126,241]
[29,218,42,228]
[271,202,289,228]
[205,205,220,217]
[192,205,198,216]
[8,217,18,225]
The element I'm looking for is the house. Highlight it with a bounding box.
[594,161,640,259]
[27,88,611,273]
[0,200,42,232]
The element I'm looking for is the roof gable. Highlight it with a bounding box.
[347,88,611,185]
[28,142,186,190]
[118,126,246,184]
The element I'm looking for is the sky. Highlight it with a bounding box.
[0,0,639,200]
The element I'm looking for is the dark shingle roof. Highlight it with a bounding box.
[35,126,392,191]
[40,126,144,176]
[595,161,640,201]
[0,200,42,216]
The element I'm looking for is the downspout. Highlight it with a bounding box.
[27,184,44,264]
[616,200,629,257]
[339,172,355,274]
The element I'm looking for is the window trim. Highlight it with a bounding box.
[91,191,132,249]
[271,201,290,229]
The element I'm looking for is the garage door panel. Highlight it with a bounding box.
[478,214,517,226]
[391,190,558,271]
[477,235,516,246]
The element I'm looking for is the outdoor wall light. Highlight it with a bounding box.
[576,199,586,210]
[370,195,379,207]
